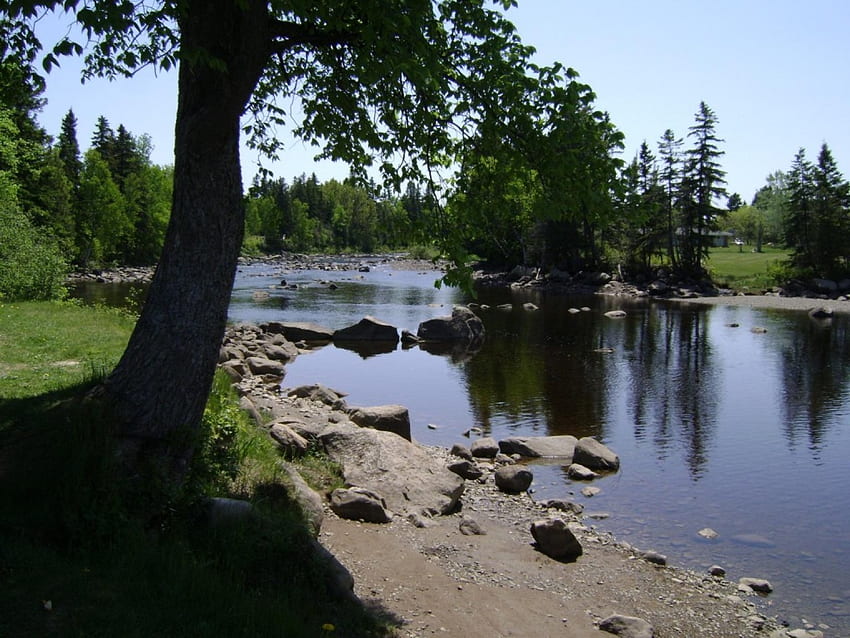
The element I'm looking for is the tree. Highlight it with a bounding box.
[785,148,814,270]
[681,101,726,275]
[657,128,683,269]
[5,0,580,480]
[810,143,850,276]
[57,108,82,184]
[751,171,788,245]
[726,192,742,212]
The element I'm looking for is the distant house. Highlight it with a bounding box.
[674,229,734,248]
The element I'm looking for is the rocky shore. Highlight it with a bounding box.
[216,319,829,638]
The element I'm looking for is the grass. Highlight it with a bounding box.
[706,245,790,291]
[0,300,135,401]
[0,301,394,638]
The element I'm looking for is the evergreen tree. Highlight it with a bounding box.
[90,115,115,164]
[57,108,83,185]
[682,102,726,275]
[726,193,743,212]
[657,128,683,269]
[810,143,850,276]
[785,148,814,270]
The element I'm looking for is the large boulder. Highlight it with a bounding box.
[245,356,285,377]
[319,422,464,516]
[530,518,583,561]
[470,436,499,458]
[573,436,620,471]
[417,306,485,347]
[494,465,533,493]
[330,487,393,523]
[598,614,654,638]
[333,316,399,343]
[499,435,577,459]
[260,321,334,342]
[348,404,411,441]
[280,462,324,537]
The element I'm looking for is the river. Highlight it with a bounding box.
[74,258,850,634]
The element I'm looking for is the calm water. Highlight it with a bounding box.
[75,261,850,633]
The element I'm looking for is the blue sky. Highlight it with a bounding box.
[34,1,850,202]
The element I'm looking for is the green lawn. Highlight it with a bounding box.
[706,245,790,290]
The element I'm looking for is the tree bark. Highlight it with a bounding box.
[101,0,270,477]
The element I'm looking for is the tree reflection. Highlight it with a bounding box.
[776,314,850,455]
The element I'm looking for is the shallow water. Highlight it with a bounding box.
[75,261,850,632]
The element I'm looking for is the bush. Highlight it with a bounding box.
[0,208,68,301]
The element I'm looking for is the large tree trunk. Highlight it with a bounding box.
[101,0,269,478]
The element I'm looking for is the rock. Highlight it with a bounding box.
[417,305,485,347]
[522,302,539,311]
[245,356,285,377]
[567,307,581,314]
[697,527,719,539]
[530,518,583,561]
[496,303,513,311]
[785,630,824,638]
[470,436,499,458]
[493,453,515,465]
[239,395,264,426]
[269,422,310,456]
[567,463,598,480]
[261,341,299,362]
[348,404,411,441]
[287,383,347,410]
[581,486,601,497]
[537,498,584,516]
[808,306,834,319]
[641,550,667,566]
[647,280,669,296]
[573,437,620,471]
[205,497,255,528]
[459,517,486,536]
[400,329,421,344]
[320,422,464,516]
[260,321,334,342]
[604,310,627,319]
[330,487,393,523]
[739,577,773,594]
[599,614,655,638]
[333,316,400,343]
[498,435,577,458]
[280,462,324,537]
[751,326,768,334]
[450,443,473,460]
[708,565,726,577]
[494,465,533,493]
[307,535,356,601]
[447,460,484,481]
[811,278,838,294]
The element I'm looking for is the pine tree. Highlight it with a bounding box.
[682,102,726,275]
[657,128,683,269]
[90,115,115,164]
[57,109,82,185]
[811,143,850,276]
[785,148,814,270]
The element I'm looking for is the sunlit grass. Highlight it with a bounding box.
[706,245,790,291]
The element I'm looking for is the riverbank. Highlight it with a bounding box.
[225,322,830,638]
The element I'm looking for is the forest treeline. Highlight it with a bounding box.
[2,51,849,302]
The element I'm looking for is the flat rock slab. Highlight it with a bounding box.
[261,321,334,342]
[320,422,463,516]
[499,435,578,458]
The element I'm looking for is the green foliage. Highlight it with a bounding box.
[783,144,850,279]
[0,207,68,301]
[706,245,790,291]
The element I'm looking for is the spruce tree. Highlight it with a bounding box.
[57,109,82,185]
[811,143,850,277]
[657,128,683,269]
[785,148,814,270]
[683,101,726,275]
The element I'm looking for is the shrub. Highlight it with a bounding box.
[0,208,68,301]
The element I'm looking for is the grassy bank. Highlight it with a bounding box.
[0,302,391,637]
[706,245,789,291]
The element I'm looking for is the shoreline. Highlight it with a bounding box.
[223,324,827,638]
